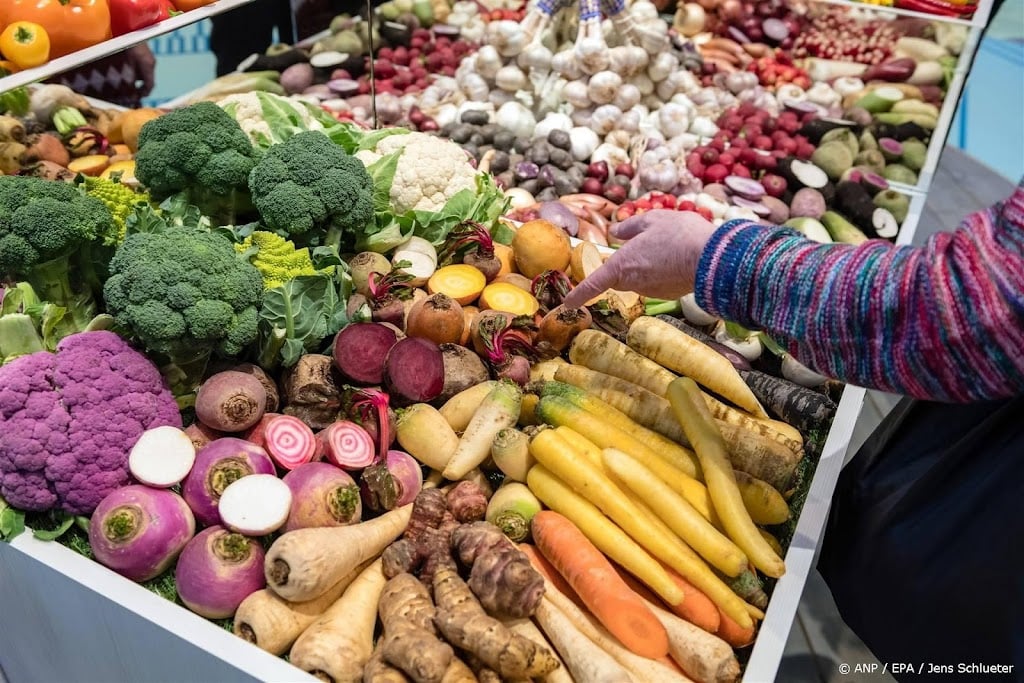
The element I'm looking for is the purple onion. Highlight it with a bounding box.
[537,201,580,237]
[725,175,767,200]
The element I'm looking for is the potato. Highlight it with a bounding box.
[120,109,163,152]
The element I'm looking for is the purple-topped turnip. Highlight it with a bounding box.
[182,438,275,527]
[195,371,267,433]
[175,526,266,619]
[89,486,195,583]
[128,426,196,488]
[218,474,293,536]
[282,462,362,532]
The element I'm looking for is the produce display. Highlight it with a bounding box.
[0,0,983,679]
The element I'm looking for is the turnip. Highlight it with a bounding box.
[128,426,196,488]
[195,371,268,432]
[89,486,195,583]
[219,474,293,536]
[283,463,362,532]
[360,450,424,513]
[176,526,266,619]
[182,438,276,527]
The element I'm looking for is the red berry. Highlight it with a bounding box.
[696,207,714,221]
[677,199,696,212]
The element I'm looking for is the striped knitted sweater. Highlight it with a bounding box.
[694,180,1024,403]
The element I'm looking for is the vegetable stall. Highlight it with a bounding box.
[0,0,998,681]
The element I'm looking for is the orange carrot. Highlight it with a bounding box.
[519,543,585,612]
[531,510,670,660]
[715,607,757,647]
[615,562,722,635]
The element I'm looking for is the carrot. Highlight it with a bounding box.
[532,598,634,683]
[539,381,701,477]
[627,316,768,418]
[538,577,691,683]
[405,293,465,346]
[233,561,370,655]
[714,605,758,648]
[740,368,838,434]
[428,264,487,305]
[669,378,786,579]
[526,466,683,607]
[442,380,522,480]
[734,470,791,526]
[459,305,478,346]
[614,563,721,635]
[478,282,540,317]
[569,331,801,449]
[438,380,497,432]
[395,403,460,470]
[601,447,748,577]
[264,504,413,602]
[536,306,593,353]
[530,509,670,659]
[288,559,387,682]
[519,544,584,610]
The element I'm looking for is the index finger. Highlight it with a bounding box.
[562,259,621,309]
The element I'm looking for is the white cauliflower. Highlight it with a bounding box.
[217,92,325,149]
[356,132,479,214]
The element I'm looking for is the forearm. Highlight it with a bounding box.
[694,206,1024,402]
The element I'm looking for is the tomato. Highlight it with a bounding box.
[0,21,51,69]
[171,0,216,10]
[1,0,111,58]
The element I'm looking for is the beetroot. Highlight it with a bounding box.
[332,322,400,385]
[383,337,445,405]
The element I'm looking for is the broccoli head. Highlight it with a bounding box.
[248,130,374,246]
[0,176,116,335]
[103,229,263,365]
[0,331,181,515]
[134,102,259,223]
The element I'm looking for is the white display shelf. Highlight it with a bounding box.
[0,0,256,95]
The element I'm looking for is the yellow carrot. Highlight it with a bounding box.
[627,315,768,418]
[601,447,748,577]
[669,378,786,579]
[526,464,684,607]
[529,430,753,627]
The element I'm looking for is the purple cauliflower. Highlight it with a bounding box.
[0,331,181,515]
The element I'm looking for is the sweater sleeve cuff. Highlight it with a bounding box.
[694,219,769,321]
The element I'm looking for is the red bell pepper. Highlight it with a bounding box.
[108,0,170,36]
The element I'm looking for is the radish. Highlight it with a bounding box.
[128,426,196,488]
[182,438,276,527]
[359,450,424,513]
[89,486,195,583]
[319,420,376,471]
[262,414,317,470]
[282,462,362,532]
[175,526,266,619]
[219,474,293,536]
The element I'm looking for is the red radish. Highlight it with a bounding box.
[704,164,730,185]
[89,486,195,582]
[282,462,362,532]
[263,415,317,470]
[332,322,399,385]
[195,371,267,433]
[760,174,788,198]
[129,426,196,488]
[182,438,275,527]
[319,420,376,471]
[218,474,293,536]
[175,526,266,619]
[383,337,446,406]
[359,449,424,513]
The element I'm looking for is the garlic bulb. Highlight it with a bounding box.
[618,109,641,133]
[570,107,594,127]
[575,36,610,75]
[591,143,631,170]
[495,65,528,92]
[488,20,527,57]
[459,72,490,101]
[612,83,642,111]
[606,129,633,149]
[833,77,865,97]
[518,41,553,73]
[630,1,660,22]
[587,71,622,106]
[631,72,655,96]
[647,52,677,83]
[569,127,601,161]
[689,116,719,138]
[551,50,583,80]
[591,104,623,136]
[488,89,516,107]
[434,104,459,129]
[535,112,573,139]
[607,46,649,77]
[775,83,806,103]
[807,82,841,107]
[475,45,502,80]
[563,80,592,109]
[495,101,536,139]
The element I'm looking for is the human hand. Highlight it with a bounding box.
[562,210,718,308]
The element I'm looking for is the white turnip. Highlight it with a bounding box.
[128,426,196,488]
[194,371,268,432]
[182,438,276,527]
[89,486,195,583]
[282,462,362,532]
[176,526,266,619]
[218,474,293,536]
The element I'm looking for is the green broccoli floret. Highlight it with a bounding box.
[248,130,374,248]
[0,176,116,335]
[134,102,259,225]
[103,229,264,388]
